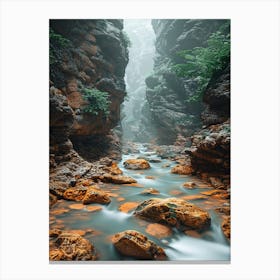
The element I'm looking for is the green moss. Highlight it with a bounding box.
[49,28,71,64]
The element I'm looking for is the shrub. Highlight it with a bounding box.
[172,26,230,103]
[82,88,111,116]
[49,28,71,64]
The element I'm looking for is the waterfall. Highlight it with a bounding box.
[121,19,156,143]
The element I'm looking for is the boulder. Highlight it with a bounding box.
[82,186,111,205]
[112,230,166,260]
[171,164,193,175]
[100,174,136,184]
[62,185,111,205]
[123,159,151,170]
[134,198,211,231]
[63,186,88,201]
[49,231,97,261]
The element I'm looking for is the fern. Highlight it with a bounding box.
[173,26,230,103]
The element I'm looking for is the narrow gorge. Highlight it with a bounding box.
[49,19,230,261]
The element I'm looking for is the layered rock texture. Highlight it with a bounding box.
[50,19,129,163]
[50,20,129,205]
[112,230,167,260]
[145,19,229,144]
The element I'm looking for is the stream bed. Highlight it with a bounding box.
[50,143,230,261]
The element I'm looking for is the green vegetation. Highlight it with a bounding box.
[49,28,71,64]
[172,27,230,103]
[82,88,111,116]
[122,31,132,48]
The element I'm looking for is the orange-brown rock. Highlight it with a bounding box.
[49,231,97,261]
[169,189,183,195]
[86,205,102,212]
[123,159,151,170]
[49,229,62,238]
[118,202,139,213]
[141,188,160,195]
[134,198,211,231]
[171,164,193,175]
[82,186,111,205]
[181,194,206,201]
[145,223,172,238]
[112,230,166,260]
[222,216,230,240]
[69,203,85,210]
[50,208,69,216]
[215,206,230,216]
[183,182,197,189]
[49,193,58,208]
[50,181,70,198]
[100,174,136,184]
[104,162,123,175]
[145,176,155,180]
[63,186,88,201]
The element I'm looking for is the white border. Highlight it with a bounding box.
[0,0,279,279]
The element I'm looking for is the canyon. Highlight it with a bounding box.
[49,19,230,261]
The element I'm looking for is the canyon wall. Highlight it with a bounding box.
[50,19,129,163]
[145,19,229,144]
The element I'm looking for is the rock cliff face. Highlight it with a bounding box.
[145,19,228,144]
[50,19,129,162]
[189,62,230,180]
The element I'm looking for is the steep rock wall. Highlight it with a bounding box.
[50,19,128,161]
[145,19,228,144]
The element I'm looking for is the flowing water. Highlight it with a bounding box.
[50,143,230,261]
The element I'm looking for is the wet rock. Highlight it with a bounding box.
[171,164,193,175]
[215,206,230,216]
[100,174,136,184]
[50,181,70,198]
[123,159,151,170]
[49,231,97,261]
[103,162,123,175]
[134,198,211,231]
[112,230,166,260]
[221,216,230,240]
[63,186,88,201]
[49,229,62,238]
[141,188,160,195]
[182,182,197,189]
[82,186,111,205]
[190,121,230,175]
[62,185,110,204]
[145,223,172,239]
[118,202,139,213]
[69,203,85,210]
[49,193,58,208]
[86,205,102,212]
[145,175,156,180]
[181,194,206,201]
